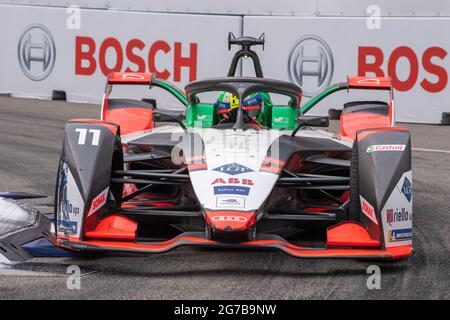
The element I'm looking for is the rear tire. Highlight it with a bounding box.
[349,141,360,221]
[109,142,124,208]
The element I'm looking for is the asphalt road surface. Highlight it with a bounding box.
[0,97,449,299]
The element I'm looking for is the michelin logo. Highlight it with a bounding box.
[389,228,413,242]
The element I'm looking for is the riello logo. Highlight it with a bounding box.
[75,36,198,81]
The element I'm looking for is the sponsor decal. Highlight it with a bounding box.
[358,46,447,93]
[274,117,287,123]
[213,163,253,176]
[400,177,412,202]
[386,208,411,226]
[360,195,378,225]
[57,162,79,235]
[357,78,381,85]
[216,196,245,209]
[366,144,406,153]
[214,186,250,196]
[87,187,109,216]
[388,228,413,242]
[75,36,197,81]
[211,178,254,185]
[18,24,56,81]
[211,215,248,223]
[381,171,413,247]
[288,35,334,97]
[57,220,78,235]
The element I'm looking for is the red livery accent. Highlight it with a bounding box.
[188,163,208,171]
[339,113,391,140]
[104,108,154,135]
[263,157,285,167]
[85,215,137,240]
[58,233,412,260]
[205,210,257,232]
[327,222,380,247]
[108,72,153,84]
[211,178,254,185]
[87,188,108,217]
[260,165,281,174]
[348,76,391,89]
[100,72,155,135]
[185,154,206,163]
[357,127,409,142]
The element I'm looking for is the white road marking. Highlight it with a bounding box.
[412,147,450,154]
[0,268,60,277]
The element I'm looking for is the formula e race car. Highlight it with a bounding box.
[0,34,413,263]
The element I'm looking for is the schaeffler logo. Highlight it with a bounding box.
[18,24,56,81]
[287,35,334,97]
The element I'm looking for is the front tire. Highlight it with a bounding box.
[349,142,360,221]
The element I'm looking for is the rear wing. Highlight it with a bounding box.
[302,76,394,126]
[101,72,154,120]
[107,72,153,85]
[101,72,188,121]
[347,76,391,89]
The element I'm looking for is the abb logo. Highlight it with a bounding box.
[211,178,254,185]
[359,46,448,92]
[75,36,198,81]
[211,215,248,223]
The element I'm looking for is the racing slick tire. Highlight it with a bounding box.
[349,141,360,222]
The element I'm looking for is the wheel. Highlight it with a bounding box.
[349,141,360,221]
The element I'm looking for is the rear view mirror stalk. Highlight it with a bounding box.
[291,116,329,137]
[153,110,187,131]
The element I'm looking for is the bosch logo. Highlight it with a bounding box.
[211,216,248,223]
[358,46,448,93]
[18,24,56,81]
[75,37,197,81]
[288,35,334,97]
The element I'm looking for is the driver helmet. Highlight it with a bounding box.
[216,92,264,120]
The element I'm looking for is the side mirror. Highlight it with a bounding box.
[153,110,187,130]
[296,116,329,127]
[141,98,157,109]
[328,109,342,120]
[291,116,329,136]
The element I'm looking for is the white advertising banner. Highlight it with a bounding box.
[0,5,241,103]
[243,17,450,124]
[1,4,450,124]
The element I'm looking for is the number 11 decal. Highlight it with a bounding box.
[75,128,101,146]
